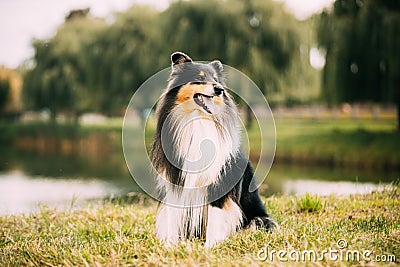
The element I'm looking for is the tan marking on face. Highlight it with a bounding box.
[199,71,205,77]
[175,83,225,116]
[213,96,223,106]
[176,83,209,104]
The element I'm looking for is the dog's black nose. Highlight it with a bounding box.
[213,84,224,96]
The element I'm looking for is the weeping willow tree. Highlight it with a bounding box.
[318,0,400,130]
[22,0,308,122]
[23,10,106,121]
[159,0,299,96]
[159,0,301,125]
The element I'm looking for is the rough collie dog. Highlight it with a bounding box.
[151,52,278,248]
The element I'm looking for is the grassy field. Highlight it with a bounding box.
[247,118,399,169]
[1,187,399,266]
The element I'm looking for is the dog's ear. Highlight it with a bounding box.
[171,52,192,65]
[210,60,223,73]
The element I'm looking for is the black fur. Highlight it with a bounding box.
[209,152,276,230]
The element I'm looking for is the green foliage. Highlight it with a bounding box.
[0,79,10,113]
[318,0,400,108]
[23,14,107,118]
[22,1,314,119]
[81,6,161,114]
[160,0,299,95]
[296,192,325,213]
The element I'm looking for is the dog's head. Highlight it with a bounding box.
[165,52,234,116]
[152,52,242,191]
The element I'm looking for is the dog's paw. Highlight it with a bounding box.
[161,239,179,248]
[249,216,280,232]
[204,238,219,249]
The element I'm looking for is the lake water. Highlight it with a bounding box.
[0,148,396,215]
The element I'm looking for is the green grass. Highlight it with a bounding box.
[295,192,325,213]
[248,118,399,169]
[1,187,399,266]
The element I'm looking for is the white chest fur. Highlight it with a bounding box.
[156,110,242,245]
[175,113,234,187]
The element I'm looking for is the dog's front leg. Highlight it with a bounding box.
[156,204,180,247]
[204,198,242,248]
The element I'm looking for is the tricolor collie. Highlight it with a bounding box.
[151,52,278,248]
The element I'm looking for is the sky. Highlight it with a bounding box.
[0,0,334,69]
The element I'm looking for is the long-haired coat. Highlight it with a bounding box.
[151,52,277,248]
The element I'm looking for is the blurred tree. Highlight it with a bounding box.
[0,79,10,115]
[23,39,77,122]
[23,6,160,120]
[23,9,106,121]
[0,67,23,118]
[160,0,300,125]
[160,0,299,94]
[22,1,313,123]
[81,6,161,115]
[65,8,90,21]
[318,0,400,130]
